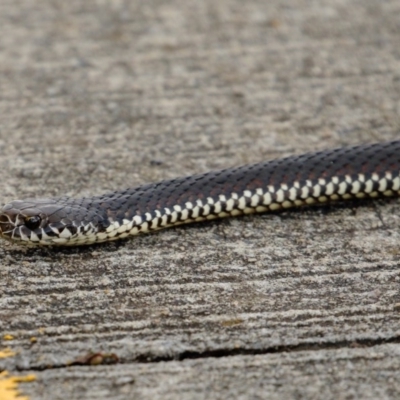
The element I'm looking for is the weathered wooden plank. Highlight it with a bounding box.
[1,0,400,398]
[19,345,400,400]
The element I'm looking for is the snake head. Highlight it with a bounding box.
[0,199,90,246]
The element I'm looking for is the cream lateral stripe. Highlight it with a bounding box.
[275,189,285,202]
[250,195,259,207]
[238,198,246,210]
[365,180,373,193]
[288,187,297,201]
[60,228,72,238]
[300,187,309,199]
[111,172,400,237]
[50,227,60,235]
[117,224,127,233]
[214,202,222,213]
[312,185,321,197]
[110,221,119,229]
[129,226,139,235]
[181,209,189,220]
[325,182,335,195]
[203,204,211,214]
[225,199,235,211]
[378,179,387,192]
[124,219,134,230]
[168,211,177,223]
[263,192,272,204]
[219,174,381,218]
[128,173,385,232]
[393,176,400,190]
[338,182,348,195]
[351,181,361,194]
[244,190,252,197]
[140,222,149,231]
[133,215,142,225]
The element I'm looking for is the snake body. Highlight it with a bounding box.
[0,140,400,246]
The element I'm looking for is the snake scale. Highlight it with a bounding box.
[0,140,399,246]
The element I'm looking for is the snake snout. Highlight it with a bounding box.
[0,202,49,243]
[0,212,15,237]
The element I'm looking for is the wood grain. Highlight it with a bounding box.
[1,0,400,398]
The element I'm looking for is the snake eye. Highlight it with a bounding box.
[25,216,42,230]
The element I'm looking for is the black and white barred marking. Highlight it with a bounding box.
[99,171,399,242]
[1,140,400,246]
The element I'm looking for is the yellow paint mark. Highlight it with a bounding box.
[0,348,15,359]
[221,318,244,327]
[3,335,14,341]
[0,371,36,400]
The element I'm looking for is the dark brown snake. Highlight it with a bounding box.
[0,140,399,246]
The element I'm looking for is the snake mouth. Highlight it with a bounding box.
[0,205,44,242]
[0,213,16,238]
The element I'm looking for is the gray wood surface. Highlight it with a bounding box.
[1,0,400,399]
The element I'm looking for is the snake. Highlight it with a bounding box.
[0,140,399,246]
